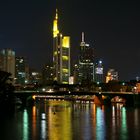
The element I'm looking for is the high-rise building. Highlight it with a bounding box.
[95,60,104,83]
[0,49,15,81]
[42,64,53,85]
[15,56,27,85]
[29,69,42,85]
[73,64,80,84]
[78,32,94,84]
[53,9,70,84]
[106,69,118,83]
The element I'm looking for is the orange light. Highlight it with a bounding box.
[32,95,36,100]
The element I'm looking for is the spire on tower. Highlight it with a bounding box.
[82,32,85,42]
[53,9,59,37]
[55,9,58,19]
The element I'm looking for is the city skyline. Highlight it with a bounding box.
[0,0,140,81]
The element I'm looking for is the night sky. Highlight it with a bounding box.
[0,0,140,81]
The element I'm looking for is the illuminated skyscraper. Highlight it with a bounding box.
[106,69,118,83]
[42,64,53,85]
[78,32,94,84]
[0,49,15,82]
[53,9,70,84]
[95,60,104,83]
[73,64,79,84]
[29,70,42,84]
[15,56,29,85]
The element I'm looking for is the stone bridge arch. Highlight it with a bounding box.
[94,93,140,106]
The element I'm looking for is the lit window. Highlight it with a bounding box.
[62,56,68,60]
[62,68,68,73]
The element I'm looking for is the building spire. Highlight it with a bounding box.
[82,32,85,42]
[55,9,58,20]
[53,9,59,37]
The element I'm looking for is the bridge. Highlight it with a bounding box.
[13,90,140,107]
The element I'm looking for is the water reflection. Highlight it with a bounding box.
[2,101,140,140]
[82,104,92,140]
[32,106,37,138]
[41,119,46,139]
[112,105,116,139]
[48,101,72,140]
[96,107,105,140]
[23,109,28,140]
[121,107,128,140]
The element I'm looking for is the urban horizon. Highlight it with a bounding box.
[0,1,140,81]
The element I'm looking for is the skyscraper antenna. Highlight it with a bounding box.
[82,32,85,42]
[55,9,58,19]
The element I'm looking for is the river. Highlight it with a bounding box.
[1,100,140,140]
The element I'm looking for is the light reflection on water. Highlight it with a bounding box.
[23,109,28,140]
[41,119,46,139]
[121,107,128,140]
[96,107,105,140]
[48,102,72,140]
[32,106,37,138]
[1,101,140,140]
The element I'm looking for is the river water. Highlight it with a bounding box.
[1,100,140,140]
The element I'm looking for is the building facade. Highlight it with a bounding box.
[106,69,118,83]
[73,64,80,84]
[42,64,53,85]
[0,49,15,81]
[78,32,94,84]
[53,9,70,84]
[15,56,28,85]
[29,69,42,85]
[94,60,104,83]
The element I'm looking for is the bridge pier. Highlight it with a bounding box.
[20,96,28,107]
[94,95,104,105]
[125,94,134,106]
[132,94,140,107]
[103,96,112,105]
[94,92,140,107]
[119,94,140,107]
[19,96,35,107]
[94,95,112,106]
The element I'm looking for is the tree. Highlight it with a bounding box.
[102,80,121,92]
[0,71,15,105]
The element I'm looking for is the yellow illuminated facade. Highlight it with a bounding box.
[53,9,59,38]
[62,36,70,48]
[62,56,69,60]
[53,9,70,84]
[62,68,68,73]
